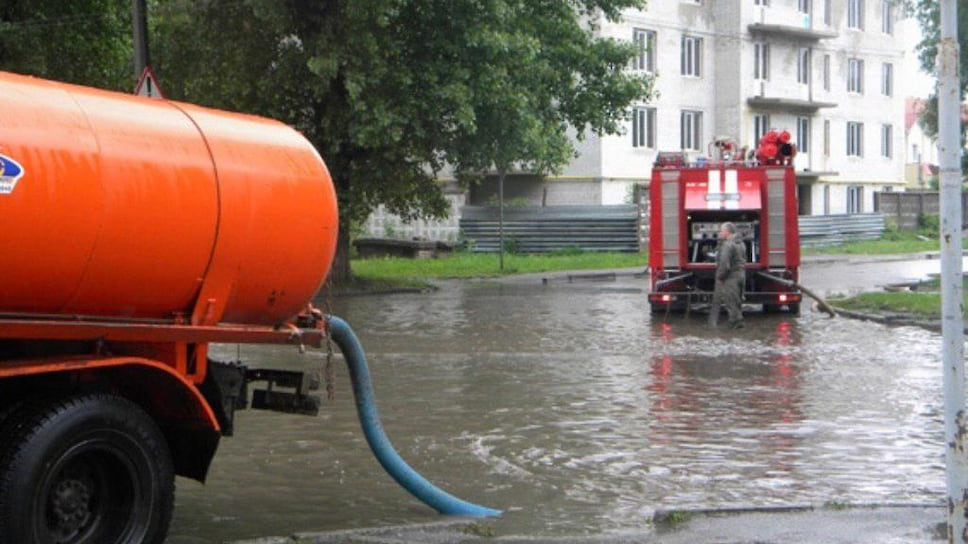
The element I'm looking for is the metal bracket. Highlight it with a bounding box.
[247,368,321,416]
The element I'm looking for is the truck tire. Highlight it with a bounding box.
[0,394,174,544]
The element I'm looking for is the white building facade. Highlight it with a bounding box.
[571,0,908,215]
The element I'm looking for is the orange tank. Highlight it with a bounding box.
[0,71,338,326]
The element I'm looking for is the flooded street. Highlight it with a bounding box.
[167,256,957,543]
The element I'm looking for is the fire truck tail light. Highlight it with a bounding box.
[778,294,788,303]
[661,294,672,302]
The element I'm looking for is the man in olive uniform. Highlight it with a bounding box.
[709,222,747,328]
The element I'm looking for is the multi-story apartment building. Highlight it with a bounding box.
[364,1,910,242]
[559,0,908,216]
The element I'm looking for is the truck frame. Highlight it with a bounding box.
[0,70,496,544]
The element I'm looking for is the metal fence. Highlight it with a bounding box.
[460,206,884,253]
[798,213,885,247]
[874,191,968,230]
[459,205,640,253]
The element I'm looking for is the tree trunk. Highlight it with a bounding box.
[328,222,352,284]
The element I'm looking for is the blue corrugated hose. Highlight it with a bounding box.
[325,315,502,517]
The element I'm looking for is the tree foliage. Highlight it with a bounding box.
[909,0,968,142]
[0,0,132,90]
[151,0,653,279]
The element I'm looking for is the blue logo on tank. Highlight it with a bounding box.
[0,154,24,195]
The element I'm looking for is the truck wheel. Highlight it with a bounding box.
[0,394,174,544]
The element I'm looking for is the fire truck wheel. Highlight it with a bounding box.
[0,393,175,544]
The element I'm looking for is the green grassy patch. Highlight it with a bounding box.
[653,510,693,526]
[460,522,496,537]
[351,251,647,281]
[833,291,942,316]
[804,231,941,255]
[831,277,967,317]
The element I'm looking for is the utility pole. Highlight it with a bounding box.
[132,0,150,78]
[498,170,506,271]
[938,0,965,541]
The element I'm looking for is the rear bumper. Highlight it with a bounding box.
[648,291,802,308]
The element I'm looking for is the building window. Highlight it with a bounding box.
[681,110,703,151]
[823,119,830,156]
[881,62,893,96]
[797,48,811,85]
[881,0,893,34]
[847,121,864,156]
[847,185,863,213]
[754,43,770,80]
[755,0,769,5]
[823,0,831,24]
[823,54,831,91]
[681,36,702,77]
[632,107,656,149]
[881,123,893,157]
[847,58,864,93]
[823,185,831,214]
[848,0,864,29]
[799,0,810,14]
[754,114,771,145]
[633,28,656,73]
[797,117,810,153]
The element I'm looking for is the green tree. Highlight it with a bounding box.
[910,0,968,177]
[151,0,653,281]
[0,0,132,91]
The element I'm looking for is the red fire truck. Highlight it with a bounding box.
[648,133,803,315]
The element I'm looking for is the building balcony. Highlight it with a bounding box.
[795,170,839,182]
[747,23,839,41]
[747,96,838,114]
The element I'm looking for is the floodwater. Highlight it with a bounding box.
[167,256,958,543]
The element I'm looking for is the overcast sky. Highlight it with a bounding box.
[901,17,935,99]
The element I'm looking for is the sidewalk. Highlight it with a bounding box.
[493,250,950,286]
[232,504,944,543]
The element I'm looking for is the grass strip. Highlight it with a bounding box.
[804,231,942,255]
[351,251,648,281]
[831,277,968,317]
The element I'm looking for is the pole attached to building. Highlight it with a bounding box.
[938,0,966,541]
[132,0,150,78]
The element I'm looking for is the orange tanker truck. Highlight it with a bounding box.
[0,71,497,544]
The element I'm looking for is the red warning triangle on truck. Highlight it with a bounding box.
[134,66,164,99]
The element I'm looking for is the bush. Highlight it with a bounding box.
[882,219,902,241]
[917,213,939,237]
[503,237,522,254]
